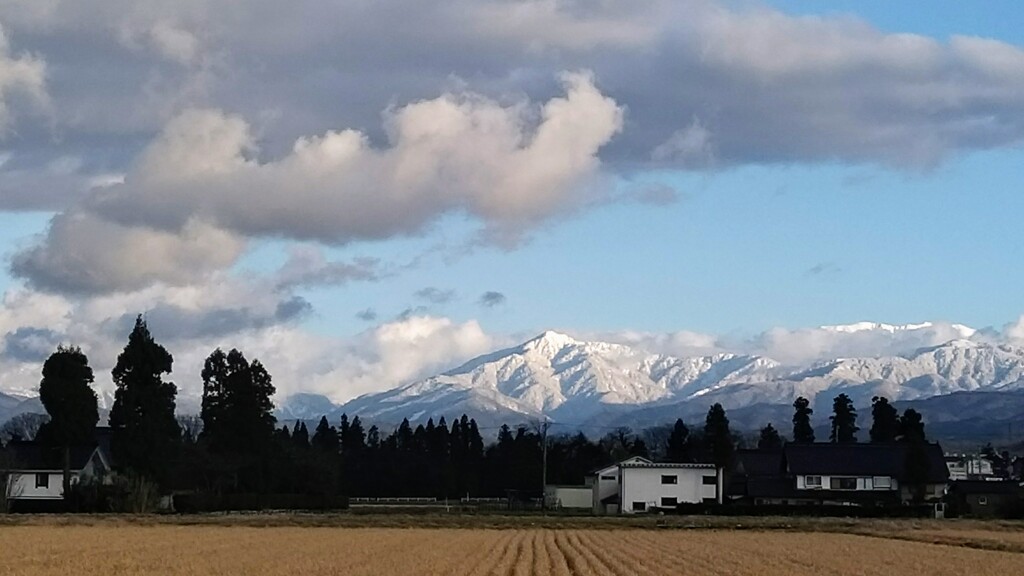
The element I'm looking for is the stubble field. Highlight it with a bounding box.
[2,521,1024,575]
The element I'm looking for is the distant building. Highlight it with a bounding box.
[945,455,996,481]
[586,456,718,514]
[730,442,949,507]
[947,480,1023,518]
[3,440,111,511]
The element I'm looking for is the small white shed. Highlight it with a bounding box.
[544,485,593,510]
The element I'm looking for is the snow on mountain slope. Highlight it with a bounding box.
[335,329,1024,426]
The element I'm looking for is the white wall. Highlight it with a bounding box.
[6,472,73,500]
[619,467,717,514]
[795,475,898,491]
[546,486,592,509]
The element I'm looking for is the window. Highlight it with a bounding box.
[805,475,822,488]
[872,476,892,489]
[632,501,647,512]
[661,474,678,485]
[702,475,717,485]
[661,497,678,507]
[600,475,616,481]
[35,473,49,489]
[830,477,857,490]
[978,496,989,506]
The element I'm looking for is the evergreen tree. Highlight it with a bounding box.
[366,425,380,450]
[792,397,815,443]
[902,409,931,502]
[199,348,277,491]
[869,396,900,442]
[292,421,309,447]
[704,403,733,504]
[346,416,367,453]
[899,409,926,442]
[829,393,859,443]
[38,346,98,501]
[757,423,783,451]
[200,349,277,455]
[704,404,733,467]
[108,316,179,484]
[312,416,339,452]
[666,419,692,462]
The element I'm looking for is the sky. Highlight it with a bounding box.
[0,0,1023,404]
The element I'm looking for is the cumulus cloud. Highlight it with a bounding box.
[478,291,507,308]
[2,0,1023,172]
[12,73,622,293]
[11,212,247,294]
[2,326,61,362]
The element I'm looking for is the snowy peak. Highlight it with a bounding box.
[820,321,977,338]
[335,328,1024,427]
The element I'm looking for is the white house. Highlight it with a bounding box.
[588,456,719,514]
[4,441,111,508]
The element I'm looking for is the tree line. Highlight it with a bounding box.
[3,317,934,509]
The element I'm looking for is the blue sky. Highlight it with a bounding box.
[1,0,1023,399]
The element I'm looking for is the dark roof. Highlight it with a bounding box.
[620,462,715,470]
[6,441,103,471]
[734,449,784,477]
[784,442,948,484]
[949,480,1023,495]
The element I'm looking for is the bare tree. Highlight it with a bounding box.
[0,413,50,443]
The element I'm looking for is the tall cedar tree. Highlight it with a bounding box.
[704,403,733,504]
[704,403,734,469]
[758,423,783,451]
[109,316,179,483]
[901,409,930,501]
[792,397,815,443]
[200,348,277,457]
[38,346,98,501]
[869,396,900,442]
[829,393,859,443]
[292,421,309,447]
[312,416,339,452]
[899,409,926,442]
[666,419,692,462]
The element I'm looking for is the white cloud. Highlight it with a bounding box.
[12,212,247,293]
[0,25,48,133]
[14,72,622,293]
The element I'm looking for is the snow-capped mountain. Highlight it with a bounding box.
[330,329,1024,428]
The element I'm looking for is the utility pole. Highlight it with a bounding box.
[540,419,550,513]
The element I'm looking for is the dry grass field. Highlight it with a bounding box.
[2,519,1024,575]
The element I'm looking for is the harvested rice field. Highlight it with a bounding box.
[2,524,1024,575]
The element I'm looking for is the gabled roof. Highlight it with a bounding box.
[589,456,652,476]
[5,441,107,472]
[784,442,948,484]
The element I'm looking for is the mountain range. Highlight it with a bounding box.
[278,327,1024,444]
[6,325,1024,445]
